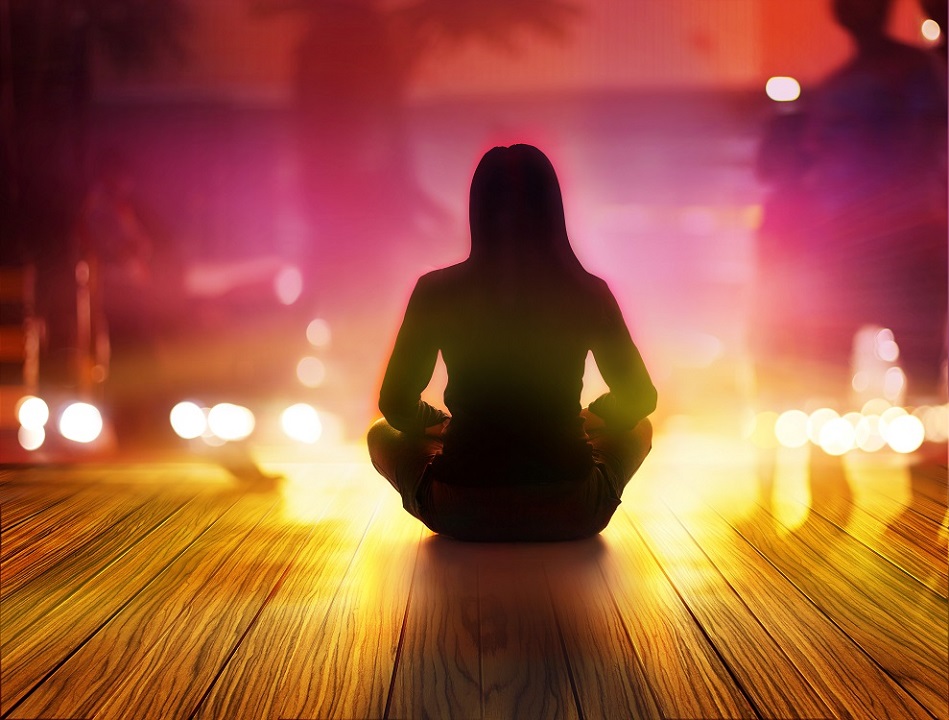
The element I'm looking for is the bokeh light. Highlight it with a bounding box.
[882,367,905,402]
[170,401,208,440]
[818,417,856,456]
[806,408,839,445]
[885,414,925,454]
[281,403,323,444]
[18,426,45,451]
[296,356,327,388]
[16,395,49,430]
[855,415,887,452]
[274,265,303,305]
[922,18,942,42]
[774,409,809,448]
[765,76,801,102]
[874,328,899,362]
[207,403,255,441]
[59,402,104,444]
[306,318,332,348]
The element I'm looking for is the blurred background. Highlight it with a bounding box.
[1,0,946,464]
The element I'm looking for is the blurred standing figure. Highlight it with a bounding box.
[804,0,947,402]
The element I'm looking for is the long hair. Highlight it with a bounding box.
[468,145,585,279]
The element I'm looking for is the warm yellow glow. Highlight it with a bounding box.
[855,415,887,452]
[861,398,891,416]
[281,403,323,444]
[775,409,809,448]
[806,408,839,445]
[207,403,255,441]
[16,395,49,430]
[59,402,103,444]
[169,401,207,440]
[765,76,801,102]
[306,318,332,347]
[818,417,856,456]
[922,18,942,42]
[917,404,948,442]
[296,356,326,388]
[884,414,925,454]
[748,410,779,449]
[274,265,303,305]
[18,425,45,451]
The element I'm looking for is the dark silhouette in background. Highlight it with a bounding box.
[368,145,656,542]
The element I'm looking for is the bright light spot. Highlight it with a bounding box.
[16,396,49,430]
[880,405,908,427]
[281,403,323,444]
[274,266,303,305]
[207,403,255,441]
[885,414,925,453]
[855,415,887,452]
[919,404,948,442]
[766,76,801,102]
[818,417,856,456]
[882,366,905,401]
[296,356,326,388]
[18,425,45,451]
[806,408,839,445]
[922,18,942,42]
[306,318,332,348]
[59,403,103,444]
[874,329,900,362]
[169,401,207,440]
[861,398,891,416]
[851,372,870,392]
[775,409,809,448]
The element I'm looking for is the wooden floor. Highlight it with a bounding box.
[1,433,946,720]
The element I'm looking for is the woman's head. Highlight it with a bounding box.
[468,144,582,274]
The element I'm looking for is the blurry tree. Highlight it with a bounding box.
[1,0,188,264]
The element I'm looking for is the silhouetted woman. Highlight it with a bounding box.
[368,145,656,541]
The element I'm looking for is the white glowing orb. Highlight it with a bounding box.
[806,408,839,445]
[882,367,905,401]
[296,356,327,388]
[775,409,809,448]
[274,266,303,305]
[16,395,49,430]
[306,318,332,348]
[281,403,323,444]
[855,415,887,452]
[918,404,948,442]
[861,398,891,416]
[766,76,801,102]
[874,328,900,362]
[59,403,103,444]
[170,401,207,440]
[818,417,856,456]
[885,414,925,454]
[207,403,255,441]
[922,18,942,42]
[18,425,45,451]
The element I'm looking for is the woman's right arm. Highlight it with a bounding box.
[378,276,449,434]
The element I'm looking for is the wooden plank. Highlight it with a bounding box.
[277,484,421,720]
[0,487,165,597]
[478,545,580,720]
[0,484,83,536]
[604,510,827,719]
[189,468,386,720]
[10,491,280,719]
[387,533,481,720]
[661,501,934,720]
[723,500,949,716]
[0,490,198,645]
[0,489,245,716]
[544,539,663,720]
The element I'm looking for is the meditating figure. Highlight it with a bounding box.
[368,145,656,541]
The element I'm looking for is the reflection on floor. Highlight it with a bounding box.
[1,429,946,720]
